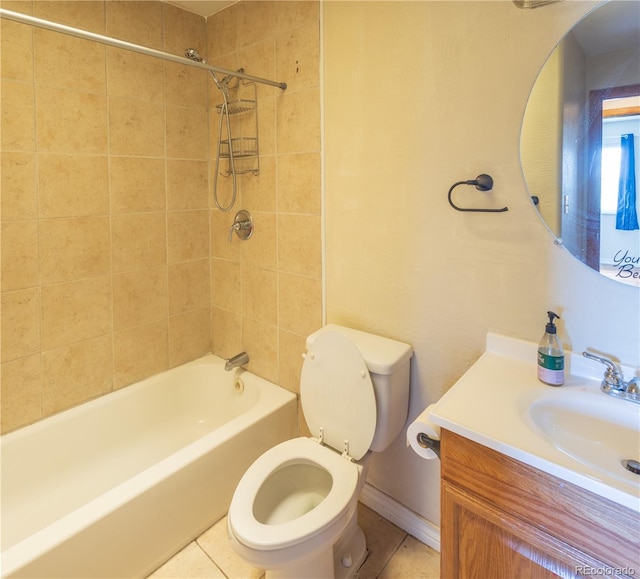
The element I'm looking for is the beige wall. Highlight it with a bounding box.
[206,1,322,400]
[324,0,640,528]
[1,0,211,432]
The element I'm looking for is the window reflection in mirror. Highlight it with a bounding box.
[599,98,640,283]
[586,84,640,285]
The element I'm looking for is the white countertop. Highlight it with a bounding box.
[429,333,640,512]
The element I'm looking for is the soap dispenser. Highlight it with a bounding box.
[537,311,564,386]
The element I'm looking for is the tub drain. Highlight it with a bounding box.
[234,378,244,394]
[622,459,640,475]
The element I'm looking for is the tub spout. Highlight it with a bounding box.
[225,352,249,371]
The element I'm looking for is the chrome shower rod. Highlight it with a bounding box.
[0,8,287,91]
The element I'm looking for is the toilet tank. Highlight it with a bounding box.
[306,324,413,452]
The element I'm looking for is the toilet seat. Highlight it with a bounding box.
[228,437,359,551]
[301,331,377,460]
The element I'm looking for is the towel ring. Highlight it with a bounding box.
[448,174,509,213]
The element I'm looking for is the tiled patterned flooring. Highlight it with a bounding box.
[148,503,440,578]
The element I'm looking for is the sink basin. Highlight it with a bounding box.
[527,391,640,486]
[428,334,640,510]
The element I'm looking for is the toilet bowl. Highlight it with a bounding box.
[227,437,366,577]
[227,325,412,579]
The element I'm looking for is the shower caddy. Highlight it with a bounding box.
[215,78,259,179]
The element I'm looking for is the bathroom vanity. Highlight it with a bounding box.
[429,334,640,578]
[440,430,638,577]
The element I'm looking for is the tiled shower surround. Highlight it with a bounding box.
[0,0,321,433]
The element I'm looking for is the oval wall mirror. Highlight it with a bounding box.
[521,0,640,287]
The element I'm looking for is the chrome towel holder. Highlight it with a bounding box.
[447,174,509,213]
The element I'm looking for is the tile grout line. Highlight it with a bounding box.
[194,538,230,579]
[372,531,409,579]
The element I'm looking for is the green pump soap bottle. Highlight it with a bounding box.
[537,311,564,386]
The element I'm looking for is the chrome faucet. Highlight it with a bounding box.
[225,351,249,371]
[582,352,640,404]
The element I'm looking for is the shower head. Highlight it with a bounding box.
[184,48,205,63]
[184,47,232,97]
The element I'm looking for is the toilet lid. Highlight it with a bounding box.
[301,331,376,460]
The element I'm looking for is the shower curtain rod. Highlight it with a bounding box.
[0,8,287,91]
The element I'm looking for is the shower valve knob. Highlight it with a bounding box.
[228,210,254,243]
[228,223,240,242]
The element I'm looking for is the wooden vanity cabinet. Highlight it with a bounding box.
[440,429,640,578]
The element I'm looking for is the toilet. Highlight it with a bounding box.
[227,324,412,579]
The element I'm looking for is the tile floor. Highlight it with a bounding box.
[148,503,440,579]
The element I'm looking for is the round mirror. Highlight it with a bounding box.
[521,0,640,287]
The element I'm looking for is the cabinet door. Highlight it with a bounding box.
[440,430,640,576]
[441,481,608,579]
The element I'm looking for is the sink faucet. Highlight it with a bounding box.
[225,351,249,371]
[582,352,640,404]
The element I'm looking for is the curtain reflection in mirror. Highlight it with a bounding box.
[616,133,639,231]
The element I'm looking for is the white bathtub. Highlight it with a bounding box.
[0,355,297,578]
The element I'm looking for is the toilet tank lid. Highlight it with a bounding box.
[306,324,413,375]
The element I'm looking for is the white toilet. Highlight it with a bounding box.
[227,324,412,579]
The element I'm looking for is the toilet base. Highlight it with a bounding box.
[265,549,333,579]
[262,509,367,579]
[333,509,367,579]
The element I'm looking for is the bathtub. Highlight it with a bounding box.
[0,355,297,578]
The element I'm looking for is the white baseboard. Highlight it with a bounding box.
[359,483,441,553]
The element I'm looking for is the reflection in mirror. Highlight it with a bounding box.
[512,0,562,8]
[521,0,640,287]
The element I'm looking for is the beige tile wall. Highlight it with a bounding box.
[0,0,211,432]
[207,1,322,400]
[1,0,322,434]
